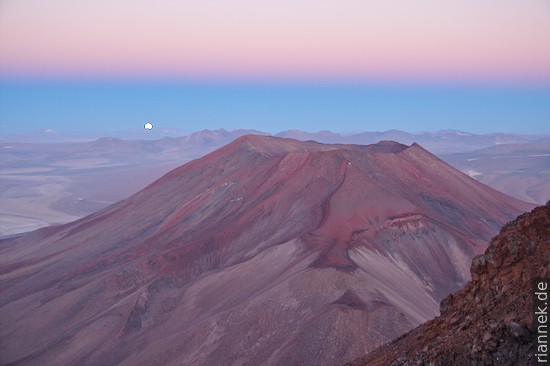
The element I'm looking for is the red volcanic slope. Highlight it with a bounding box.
[347,202,550,366]
[0,135,533,366]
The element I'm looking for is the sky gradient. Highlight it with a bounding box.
[0,0,549,135]
[2,0,550,83]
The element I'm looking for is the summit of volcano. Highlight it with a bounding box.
[0,135,533,366]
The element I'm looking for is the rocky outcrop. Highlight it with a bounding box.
[347,202,550,366]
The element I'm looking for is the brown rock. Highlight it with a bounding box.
[482,331,493,343]
[507,322,531,344]
[346,202,550,366]
[481,351,492,365]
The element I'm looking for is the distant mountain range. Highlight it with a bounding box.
[276,129,550,154]
[3,128,550,154]
[0,135,532,365]
[441,143,550,205]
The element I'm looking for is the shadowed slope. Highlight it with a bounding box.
[0,135,533,366]
[347,202,549,366]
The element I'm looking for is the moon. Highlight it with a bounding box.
[144,122,153,130]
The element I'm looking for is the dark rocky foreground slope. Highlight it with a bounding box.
[347,202,550,366]
[0,135,532,366]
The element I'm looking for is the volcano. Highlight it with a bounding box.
[0,135,533,366]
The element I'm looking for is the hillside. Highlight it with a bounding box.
[347,202,549,366]
[0,135,532,365]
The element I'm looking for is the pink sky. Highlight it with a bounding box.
[1,0,550,84]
